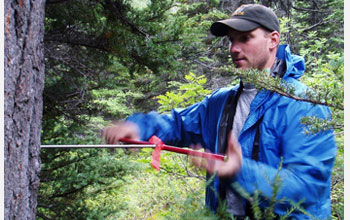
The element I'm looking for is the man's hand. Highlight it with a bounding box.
[102,121,140,144]
[191,132,242,177]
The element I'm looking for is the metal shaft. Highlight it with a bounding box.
[41,138,226,161]
[41,144,156,149]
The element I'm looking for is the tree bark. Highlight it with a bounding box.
[4,0,45,219]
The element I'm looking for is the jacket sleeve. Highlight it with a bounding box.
[126,96,211,147]
[235,100,337,216]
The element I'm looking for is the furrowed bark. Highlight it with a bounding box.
[4,0,45,218]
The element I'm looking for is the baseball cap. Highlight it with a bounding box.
[210,4,280,36]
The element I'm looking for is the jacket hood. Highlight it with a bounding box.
[276,44,305,79]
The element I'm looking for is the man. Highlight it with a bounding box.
[103,4,336,219]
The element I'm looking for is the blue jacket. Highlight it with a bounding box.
[127,45,336,219]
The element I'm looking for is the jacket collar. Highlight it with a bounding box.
[276,44,305,80]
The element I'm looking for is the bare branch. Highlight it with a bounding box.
[300,20,332,32]
[45,33,109,51]
[292,6,329,13]
[49,183,92,199]
[102,0,149,38]
[36,212,54,220]
[46,0,69,4]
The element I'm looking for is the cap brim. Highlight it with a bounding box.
[210,18,260,36]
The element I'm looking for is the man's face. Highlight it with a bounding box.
[228,28,272,70]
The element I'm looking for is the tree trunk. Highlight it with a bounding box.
[4,0,45,219]
[220,0,255,13]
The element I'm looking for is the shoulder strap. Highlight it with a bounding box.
[217,82,243,200]
[244,115,264,218]
[251,116,263,161]
[218,81,244,154]
[225,85,243,147]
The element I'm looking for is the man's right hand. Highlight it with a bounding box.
[102,121,140,144]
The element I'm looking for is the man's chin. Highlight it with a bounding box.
[234,65,250,70]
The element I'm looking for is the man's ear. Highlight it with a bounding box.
[269,31,280,50]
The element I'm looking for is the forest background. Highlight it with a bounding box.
[32,0,344,219]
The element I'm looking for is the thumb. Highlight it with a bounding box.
[226,131,242,164]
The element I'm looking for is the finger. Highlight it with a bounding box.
[111,134,119,145]
[190,156,200,167]
[103,128,110,143]
[104,127,114,143]
[204,148,217,170]
[101,126,110,139]
[190,155,208,170]
[123,122,140,140]
[216,132,241,176]
[190,143,203,150]
[227,132,241,158]
[188,144,211,170]
[108,129,119,144]
[188,144,202,159]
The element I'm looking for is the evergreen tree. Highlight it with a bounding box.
[38,0,344,219]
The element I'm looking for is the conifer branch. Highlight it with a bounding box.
[225,67,344,110]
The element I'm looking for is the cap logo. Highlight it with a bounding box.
[232,4,249,16]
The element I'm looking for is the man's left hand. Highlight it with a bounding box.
[190,132,242,177]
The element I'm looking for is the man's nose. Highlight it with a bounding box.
[230,42,241,53]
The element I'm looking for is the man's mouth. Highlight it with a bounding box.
[233,58,245,63]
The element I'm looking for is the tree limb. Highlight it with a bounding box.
[41,156,90,174]
[300,20,332,32]
[102,0,149,38]
[36,212,53,220]
[46,0,69,4]
[49,183,92,199]
[234,69,344,110]
[45,34,109,51]
[256,78,343,110]
[292,6,329,13]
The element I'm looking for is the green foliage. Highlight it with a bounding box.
[157,72,211,112]
[106,151,208,220]
[221,62,343,134]
[284,0,343,56]
[302,53,344,105]
[41,0,344,219]
[331,135,344,219]
[90,88,144,118]
[39,140,142,219]
[276,1,344,136]
[39,114,139,219]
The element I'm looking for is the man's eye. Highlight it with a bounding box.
[239,35,249,42]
